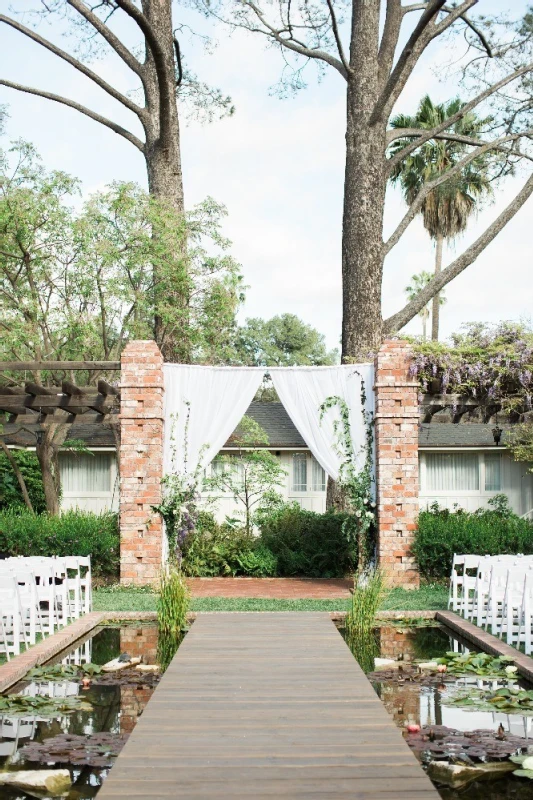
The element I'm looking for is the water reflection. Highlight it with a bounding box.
[0,623,181,800]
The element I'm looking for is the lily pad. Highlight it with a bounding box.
[20,732,129,768]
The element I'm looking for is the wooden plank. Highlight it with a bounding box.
[0,395,113,411]
[0,360,120,370]
[97,613,439,800]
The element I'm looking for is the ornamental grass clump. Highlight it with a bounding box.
[157,567,190,635]
[345,568,387,639]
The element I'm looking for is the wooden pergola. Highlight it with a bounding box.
[0,361,120,429]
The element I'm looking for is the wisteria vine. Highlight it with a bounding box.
[410,323,533,417]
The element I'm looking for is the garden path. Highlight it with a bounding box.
[97,612,439,799]
[186,577,352,598]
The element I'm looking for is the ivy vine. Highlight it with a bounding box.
[319,371,375,571]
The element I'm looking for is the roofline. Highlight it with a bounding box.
[419,446,506,452]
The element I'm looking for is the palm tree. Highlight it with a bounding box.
[405,271,446,341]
[390,96,493,340]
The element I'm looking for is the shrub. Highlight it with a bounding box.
[0,451,46,513]
[0,508,119,578]
[181,516,277,577]
[259,503,355,578]
[413,496,533,581]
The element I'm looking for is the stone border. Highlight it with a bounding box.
[437,610,533,684]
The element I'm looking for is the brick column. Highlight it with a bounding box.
[374,340,419,588]
[120,341,164,585]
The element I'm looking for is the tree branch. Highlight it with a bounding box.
[384,173,533,333]
[0,79,145,151]
[386,61,533,171]
[242,1,348,79]
[0,439,34,512]
[385,130,533,255]
[0,13,144,118]
[370,0,449,124]
[174,36,183,87]
[403,0,492,55]
[378,0,403,88]
[112,0,173,148]
[324,0,351,75]
[66,0,143,79]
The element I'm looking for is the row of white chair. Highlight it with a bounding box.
[449,554,533,654]
[0,556,92,659]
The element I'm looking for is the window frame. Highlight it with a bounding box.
[420,449,503,496]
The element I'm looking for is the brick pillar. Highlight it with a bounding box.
[120,341,164,585]
[374,340,419,588]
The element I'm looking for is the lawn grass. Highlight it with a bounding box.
[93,583,448,614]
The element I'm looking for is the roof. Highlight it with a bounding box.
[419,423,511,448]
[224,403,306,448]
[3,408,512,451]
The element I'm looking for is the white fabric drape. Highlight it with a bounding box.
[269,365,374,482]
[163,365,264,475]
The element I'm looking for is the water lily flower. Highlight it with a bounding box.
[505,665,518,675]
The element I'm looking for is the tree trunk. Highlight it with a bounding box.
[431,234,444,341]
[341,5,387,361]
[141,0,189,363]
[422,311,427,341]
[35,425,69,515]
[0,441,34,512]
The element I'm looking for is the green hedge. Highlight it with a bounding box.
[413,498,533,581]
[0,508,119,578]
[260,505,355,578]
[0,451,46,513]
[179,505,355,578]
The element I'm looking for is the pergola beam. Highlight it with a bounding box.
[0,361,121,371]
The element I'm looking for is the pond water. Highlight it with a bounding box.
[341,622,533,799]
[0,623,182,799]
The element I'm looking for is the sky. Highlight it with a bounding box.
[0,0,531,352]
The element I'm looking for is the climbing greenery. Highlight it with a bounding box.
[319,373,375,570]
[410,322,533,418]
[0,450,46,513]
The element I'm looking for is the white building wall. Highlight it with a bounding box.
[419,449,533,516]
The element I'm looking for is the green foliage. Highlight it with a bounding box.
[390,95,494,241]
[413,497,533,580]
[181,515,277,577]
[319,383,375,571]
[444,686,533,714]
[157,568,190,635]
[259,504,355,577]
[345,569,388,638]
[234,313,339,367]
[0,450,46,512]
[0,694,91,717]
[506,423,533,469]
[0,508,119,577]
[435,651,516,677]
[0,142,244,371]
[411,322,533,417]
[27,663,103,681]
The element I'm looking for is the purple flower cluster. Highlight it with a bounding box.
[410,323,533,418]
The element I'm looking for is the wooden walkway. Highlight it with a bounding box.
[98,613,439,799]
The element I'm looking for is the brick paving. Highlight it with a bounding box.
[186,577,353,598]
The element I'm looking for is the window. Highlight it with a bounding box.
[292,453,307,491]
[210,456,244,487]
[60,452,112,493]
[484,453,502,491]
[424,452,479,492]
[311,457,326,492]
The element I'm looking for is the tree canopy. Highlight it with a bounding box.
[234,314,339,367]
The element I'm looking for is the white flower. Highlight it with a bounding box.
[505,665,518,675]
[365,511,374,519]
[355,510,362,518]
[521,756,533,770]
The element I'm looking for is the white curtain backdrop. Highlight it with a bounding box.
[269,365,375,482]
[163,365,264,475]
